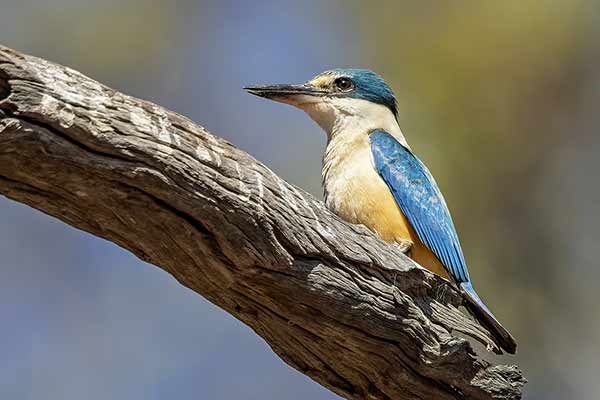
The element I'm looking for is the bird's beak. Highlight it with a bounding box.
[244,83,327,105]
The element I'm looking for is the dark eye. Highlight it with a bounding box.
[334,77,354,92]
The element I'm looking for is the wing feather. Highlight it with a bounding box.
[370,130,470,284]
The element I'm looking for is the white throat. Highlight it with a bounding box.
[298,97,408,147]
[295,97,410,206]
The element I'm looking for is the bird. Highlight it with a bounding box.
[245,68,516,354]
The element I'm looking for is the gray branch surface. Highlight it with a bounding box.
[0,46,525,400]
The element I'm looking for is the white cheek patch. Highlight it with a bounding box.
[324,97,361,115]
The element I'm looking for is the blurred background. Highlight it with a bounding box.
[1,0,599,398]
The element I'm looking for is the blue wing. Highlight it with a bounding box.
[370,130,518,354]
[370,130,470,283]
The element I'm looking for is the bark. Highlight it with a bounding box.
[0,46,525,400]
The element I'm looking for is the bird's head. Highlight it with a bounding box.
[245,69,400,139]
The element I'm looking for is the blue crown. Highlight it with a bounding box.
[321,69,397,116]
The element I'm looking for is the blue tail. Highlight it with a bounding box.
[460,282,517,354]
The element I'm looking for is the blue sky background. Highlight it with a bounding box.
[2,1,600,399]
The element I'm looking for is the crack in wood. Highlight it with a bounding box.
[0,69,8,101]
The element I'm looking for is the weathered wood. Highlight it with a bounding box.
[0,46,525,400]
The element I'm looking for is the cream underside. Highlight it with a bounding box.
[299,97,448,278]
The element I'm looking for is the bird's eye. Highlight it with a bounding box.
[334,77,354,92]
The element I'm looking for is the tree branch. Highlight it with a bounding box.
[0,46,525,400]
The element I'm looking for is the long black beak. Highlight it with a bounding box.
[244,83,327,100]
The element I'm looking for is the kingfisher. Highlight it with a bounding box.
[245,69,516,354]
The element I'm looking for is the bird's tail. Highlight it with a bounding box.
[460,282,517,354]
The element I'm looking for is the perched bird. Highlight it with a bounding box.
[245,69,516,354]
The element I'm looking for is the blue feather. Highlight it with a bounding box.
[369,130,470,284]
[369,130,517,354]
